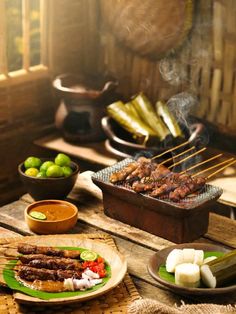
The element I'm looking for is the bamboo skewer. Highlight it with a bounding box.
[180,153,223,174]
[192,157,234,177]
[206,159,236,179]
[168,147,207,170]
[159,146,195,165]
[151,140,190,160]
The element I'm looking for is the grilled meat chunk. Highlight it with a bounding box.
[18,266,82,282]
[169,177,206,201]
[20,257,83,271]
[17,244,80,259]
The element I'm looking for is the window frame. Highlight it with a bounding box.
[0,0,49,86]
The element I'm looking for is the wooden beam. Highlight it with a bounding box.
[22,0,30,70]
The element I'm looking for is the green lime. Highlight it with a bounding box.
[24,157,42,169]
[62,166,73,177]
[36,171,47,178]
[46,165,64,178]
[40,161,54,172]
[25,168,39,177]
[80,250,98,261]
[55,153,71,167]
[29,211,47,220]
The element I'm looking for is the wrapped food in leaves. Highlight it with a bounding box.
[156,101,183,138]
[107,101,159,145]
[132,93,170,141]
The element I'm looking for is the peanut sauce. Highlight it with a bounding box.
[16,274,66,292]
[29,203,75,221]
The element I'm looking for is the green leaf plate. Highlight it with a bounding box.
[3,246,111,300]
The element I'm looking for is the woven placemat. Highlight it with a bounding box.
[0,233,140,314]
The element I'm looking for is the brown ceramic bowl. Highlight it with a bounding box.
[25,199,78,234]
[18,159,79,201]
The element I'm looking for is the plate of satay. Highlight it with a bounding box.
[148,243,236,296]
[0,235,127,305]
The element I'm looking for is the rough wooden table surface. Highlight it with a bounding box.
[0,171,236,307]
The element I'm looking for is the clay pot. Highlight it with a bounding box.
[53,74,118,143]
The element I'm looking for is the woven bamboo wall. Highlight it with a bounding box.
[87,0,236,132]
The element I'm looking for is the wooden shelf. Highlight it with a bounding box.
[34,133,118,168]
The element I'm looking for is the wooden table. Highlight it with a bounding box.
[0,171,236,308]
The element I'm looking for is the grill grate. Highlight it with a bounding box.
[92,158,223,209]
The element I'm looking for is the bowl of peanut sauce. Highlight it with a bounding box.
[25,200,78,234]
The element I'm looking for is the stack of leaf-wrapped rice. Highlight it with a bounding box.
[107,92,183,146]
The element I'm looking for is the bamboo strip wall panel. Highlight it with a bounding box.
[93,0,236,132]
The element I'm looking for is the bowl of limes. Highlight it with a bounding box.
[18,153,79,200]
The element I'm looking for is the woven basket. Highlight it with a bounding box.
[101,0,193,59]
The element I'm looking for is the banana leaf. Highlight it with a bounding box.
[3,246,111,300]
[132,93,170,141]
[124,102,140,120]
[156,101,184,138]
[107,101,160,145]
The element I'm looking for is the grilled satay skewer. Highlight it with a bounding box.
[17,244,81,259]
[109,157,149,183]
[169,177,206,202]
[149,174,193,198]
[161,159,235,202]
[18,255,84,270]
[132,164,171,192]
[17,265,83,282]
[127,146,197,185]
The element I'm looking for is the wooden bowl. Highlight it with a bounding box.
[18,159,79,201]
[25,200,78,234]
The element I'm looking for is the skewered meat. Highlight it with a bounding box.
[109,161,138,183]
[109,157,151,183]
[109,157,207,202]
[131,164,171,192]
[21,257,83,271]
[19,254,61,263]
[149,164,171,180]
[126,158,157,181]
[150,174,192,198]
[18,266,83,282]
[169,177,206,201]
[17,244,80,259]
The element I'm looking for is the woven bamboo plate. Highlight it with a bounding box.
[0,234,139,312]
